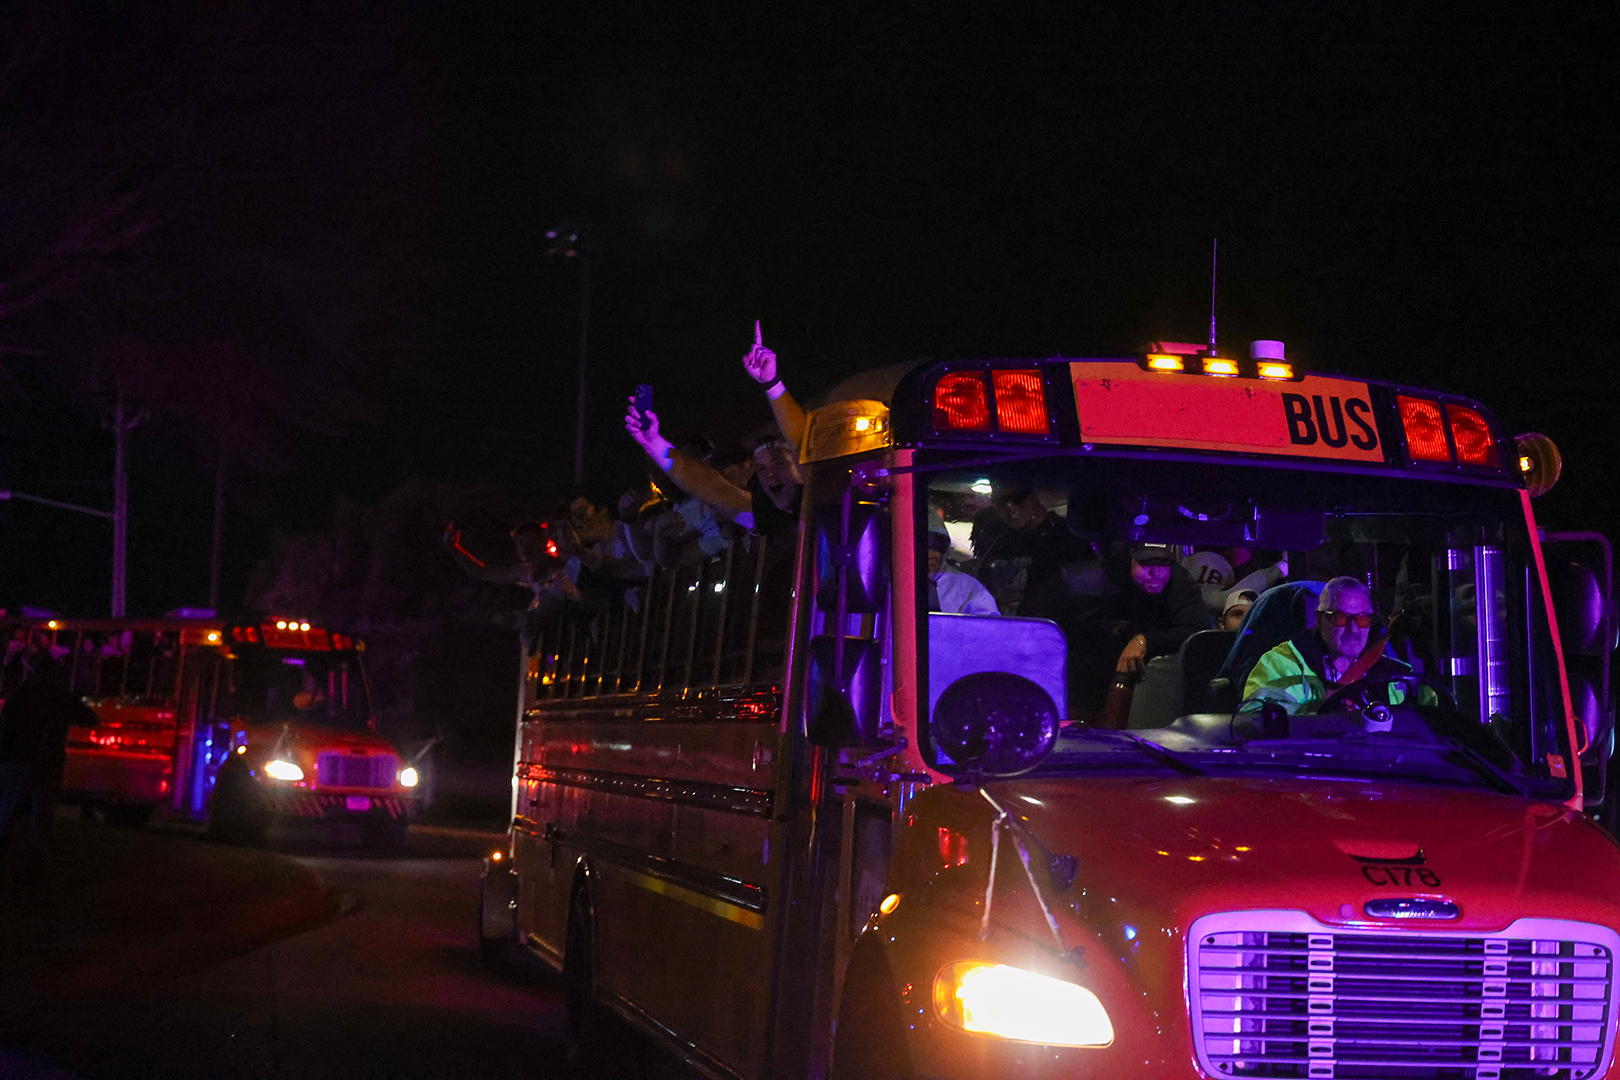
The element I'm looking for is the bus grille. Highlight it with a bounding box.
[1189,911,1617,1080]
[316,752,397,789]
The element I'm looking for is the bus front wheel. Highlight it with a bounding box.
[831,939,920,1080]
[208,767,267,846]
[563,883,625,1077]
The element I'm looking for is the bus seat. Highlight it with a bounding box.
[1127,655,1179,729]
[1217,581,1325,692]
[1175,629,1238,715]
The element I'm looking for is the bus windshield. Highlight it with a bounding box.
[920,453,1574,799]
[220,647,372,729]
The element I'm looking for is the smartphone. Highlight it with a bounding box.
[633,384,654,430]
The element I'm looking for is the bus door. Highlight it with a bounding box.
[174,630,231,819]
[771,445,913,1077]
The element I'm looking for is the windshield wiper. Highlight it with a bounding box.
[1058,727,1206,776]
[1431,736,1528,797]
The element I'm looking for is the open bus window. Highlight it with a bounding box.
[221,650,371,728]
[533,525,797,700]
[921,457,1575,799]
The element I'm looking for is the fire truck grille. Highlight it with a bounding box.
[1189,913,1616,1080]
[316,752,397,789]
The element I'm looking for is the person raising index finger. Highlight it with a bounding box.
[741,320,807,449]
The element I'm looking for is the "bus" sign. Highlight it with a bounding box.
[1072,362,1386,464]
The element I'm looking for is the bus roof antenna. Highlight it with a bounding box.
[1208,238,1219,355]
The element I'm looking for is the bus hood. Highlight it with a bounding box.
[994,774,1620,936]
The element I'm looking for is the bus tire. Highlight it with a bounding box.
[478,864,519,967]
[208,766,267,846]
[563,881,617,1077]
[831,937,919,1080]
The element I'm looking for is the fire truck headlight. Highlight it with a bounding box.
[399,766,419,788]
[263,759,304,782]
[933,962,1114,1048]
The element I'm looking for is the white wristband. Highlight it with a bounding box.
[765,379,788,401]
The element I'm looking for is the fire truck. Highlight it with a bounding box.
[0,614,418,847]
[481,339,1620,1079]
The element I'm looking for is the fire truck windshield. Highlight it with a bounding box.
[922,453,1574,800]
[220,646,372,729]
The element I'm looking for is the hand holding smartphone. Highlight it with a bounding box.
[633,384,654,430]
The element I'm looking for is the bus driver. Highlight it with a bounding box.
[1240,575,1426,715]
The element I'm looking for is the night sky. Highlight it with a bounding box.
[3,2,1617,617]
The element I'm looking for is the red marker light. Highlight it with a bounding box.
[933,372,991,431]
[545,537,559,558]
[1397,396,1450,462]
[992,370,1049,433]
[1446,404,1500,466]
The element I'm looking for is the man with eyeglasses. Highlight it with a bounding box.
[1240,576,1423,715]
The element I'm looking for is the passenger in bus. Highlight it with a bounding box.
[1239,576,1428,715]
[740,321,808,449]
[553,490,647,587]
[442,519,580,617]
[1025,542,1207,715]
[969,484,1090,614]
[624,400,801,537]
[1220,587,1259,632]
[926,529,999,615]
[292,670,328,713]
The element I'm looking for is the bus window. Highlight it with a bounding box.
[219,650,372,728]
[919,456,1574,801]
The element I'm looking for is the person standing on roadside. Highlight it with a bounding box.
[0,647,95,868]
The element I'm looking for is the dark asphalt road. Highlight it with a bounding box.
[1,823,691,1080]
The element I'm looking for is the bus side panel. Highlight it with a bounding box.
[520,713,777,1078]
[62,702,177,807]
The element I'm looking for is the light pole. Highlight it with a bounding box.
[546,225,589,487]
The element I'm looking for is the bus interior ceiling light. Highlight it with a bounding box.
[934,962,1114,1047]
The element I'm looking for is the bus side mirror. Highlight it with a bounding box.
[806,638,881,746]
[925,613,1066,777]
[814,503,888,613]
[806,493,890,748]
[1543,534,1616,813]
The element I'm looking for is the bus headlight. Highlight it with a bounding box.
[399,766,419,788]
[263,759,304,782]
[933,962,1114,1048]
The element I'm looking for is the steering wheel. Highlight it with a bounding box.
[1320,671,1459,717]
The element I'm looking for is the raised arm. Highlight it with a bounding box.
[743,321,807,449]
[624,399,754,523]
[442,522,532,586]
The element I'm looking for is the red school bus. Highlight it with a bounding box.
[0,614,417,845]
[481,341,1620,1079]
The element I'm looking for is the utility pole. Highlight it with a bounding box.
[573,247,590,487]
[109,389,146,617]
[546,224,590,487]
